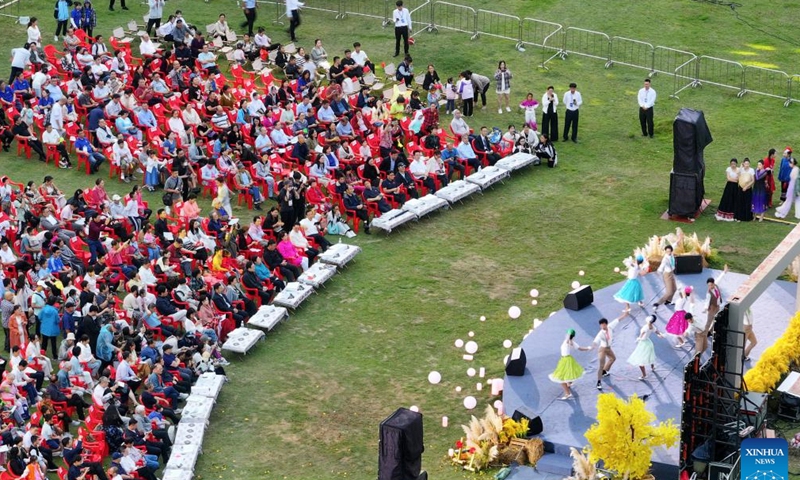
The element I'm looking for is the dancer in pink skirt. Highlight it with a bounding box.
[665,286,694,348]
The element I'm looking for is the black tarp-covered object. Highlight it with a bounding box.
[378,408,424,480]
[669,108,713,216]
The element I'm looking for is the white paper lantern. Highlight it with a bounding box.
[533,319,543,329]
[508,306,521,319]
[409,405,419,412]
[503,355,509,364]
[454,339,464,348]
[479,315,486,322]
[549,311,557,317]
[502,339,512,348]
[523,333,530,339]
[571,281,581,289]
[427,371,442,384]
[465,341,479,354]
[467,368,476,377]
[531,300,538,306]
[493,400,503,410]
[579,270,585,276]
[529,289,539,298]
[463,396,477,410]
[468,331,475,338]
[614,267,620,273]
[455,386,462,392]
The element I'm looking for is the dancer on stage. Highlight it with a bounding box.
[653,244,676,310]
[715,158,739,222]
[684,313,707,357]
[665,286,694,348]
[549,328,593,400]
[627,315,664,380]
[743,309,757,362]
[613,255,647,313]
[592,311,629,390]
[701,265,728,341]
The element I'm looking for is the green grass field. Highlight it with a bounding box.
[1,0,800,478]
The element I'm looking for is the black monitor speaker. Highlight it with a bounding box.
[564,285,593,311]
[505,347,527,376]
[675,255,703,274]
[512,406,544,436]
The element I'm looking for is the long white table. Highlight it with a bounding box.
[173,420,206,451]
[162,468,194,480]
[165,443,202,472]
[318,243,361,268]
[272,282,315,309]
[495,152,537,172]
[298,262,338,288]
[401,194,449,218]
[221,327,265,354]
[434,180,481,204]
[370,208,418,233]
[246,304,289,332]
[465,166,510,190]
[180,395,215,424]
[190,372,226,399]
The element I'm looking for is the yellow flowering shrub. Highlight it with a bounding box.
[743,310,800,392]
[584,394,679,480]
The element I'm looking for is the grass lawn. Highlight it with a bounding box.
[1,0,800,478]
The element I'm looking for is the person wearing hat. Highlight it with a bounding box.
[591,311,630,391]
[550,328,593,400]
[57,330,77,361]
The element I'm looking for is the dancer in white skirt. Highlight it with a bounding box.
[627,315,664,380]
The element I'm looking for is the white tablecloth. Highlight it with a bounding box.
[495,152,537,171]
[247,304,289,331]
[272,282,315,309]
[298,262,338,288]
[401,194,449,218]
[190,372,226,399]
[165,443,202,472]
[221,327,265,354]
[465,166,510,190]
[162,468,194,480]
[181,395,215,423]
[370,209,418,233]
[173,421,206,450]
[434,180,481,204]
[318,243,361,268]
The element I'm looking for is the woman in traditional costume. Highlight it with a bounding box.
[715,158,738,221]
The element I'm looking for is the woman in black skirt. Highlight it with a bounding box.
[734,158,755,222]
[715,158,739,221]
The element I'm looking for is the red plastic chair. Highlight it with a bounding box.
[15,136,31,158]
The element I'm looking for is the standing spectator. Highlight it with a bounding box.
[81,1,97,37]
[392,1,411,57]
[146,0,164,35]
[541,85,558,141]
[562,82,582,143]
[241,0,257,36]
[494,61,512,114]
[109,0,127,12]
[9,44,31,85]
[469,71,490,111]
[54,0,71,42]
[286,0,304,42]
[457,72,474,117]
[637,78,656,138]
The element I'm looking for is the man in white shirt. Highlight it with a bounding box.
[146,0,164,36]
[92,80,111,103]
[197,45,219,75]
[541,85,558,141]
[286,0,304,42]
[316,101,336,123]
[653,244,676,309]
[270,123,290,147]
[49,98,67,133]
[562,82,582,143]
[105,94,123,118]
[247,93,266,120]
[351,42,373,72]
[31,69,49,98]
[592,312,629,390]
[9,46,31,84]
[95,119,116,147]
[638,78,656,138]
[138,263,158,286]
[254,127,273,154]
[41,124,71,167]
[392,0,411,57]
[408,150,435,192]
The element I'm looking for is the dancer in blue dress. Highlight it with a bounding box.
[627,315,664,380]
[613,255,647,313]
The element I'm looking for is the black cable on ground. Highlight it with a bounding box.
[692,0,800,48]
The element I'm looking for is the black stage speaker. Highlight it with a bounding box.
[512,406,544,436]
[378,408,424,480]
[675,255,703,274]
[563,285,593,311]
[668,172,702,217]
[505,347,527,376]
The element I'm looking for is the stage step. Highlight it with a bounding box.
[504,457,573,480]
[535,453,574,477]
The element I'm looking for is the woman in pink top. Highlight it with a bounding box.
[181,193,202,223]
[277,230,309,271]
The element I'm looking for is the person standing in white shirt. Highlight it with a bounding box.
[286,0,304,42]
[562,82,582,143]
[9,46,32,85]
[392,0,411,57]
[592,311,629,390]
[653,244,677,309]
[146,0,164,36]
[638,78,656,138]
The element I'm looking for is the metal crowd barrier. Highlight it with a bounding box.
[256,0,287,26]
[696,56,745,96]
[475,10,522,50]
[562,27,610,63]
[426,1,477,39]
[671,57,699,99]
[742,66,791,106]
[607,36,654,76]
[653,46,695,78]
[790,75,800,106]
[338,0,385,23]
[518,18,563,69]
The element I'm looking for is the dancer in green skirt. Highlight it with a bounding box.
[549,328,593,400]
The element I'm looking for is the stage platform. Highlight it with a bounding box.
[503,269,796,477]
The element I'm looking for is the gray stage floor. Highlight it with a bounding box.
[503,269,795,467]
